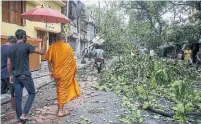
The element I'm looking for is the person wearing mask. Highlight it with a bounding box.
[7,29,48,123]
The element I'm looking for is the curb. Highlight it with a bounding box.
[1,60,92,105]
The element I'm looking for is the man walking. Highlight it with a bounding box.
[1,36,16,110]
[7,29,48,123]
[94,45,105,64]
[46,32,80,117]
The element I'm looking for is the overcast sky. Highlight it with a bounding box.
[81,0,99,5]
[80,0,189,25]
[81,0,107,7]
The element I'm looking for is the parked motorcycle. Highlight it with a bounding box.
[95,58,104,73]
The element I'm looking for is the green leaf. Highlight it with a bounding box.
[120,115,131,123]
[172,103,185,113]
[185,102,194,112]
[142,102,149,109]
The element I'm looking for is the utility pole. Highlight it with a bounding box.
[76,17,81,58]
[66,1,69,19]
[98,0,100,33]
[76,1,82,58]
[66,0,69,43]
[78,17,81,58]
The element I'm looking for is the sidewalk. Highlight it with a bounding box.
[1,57,92,105]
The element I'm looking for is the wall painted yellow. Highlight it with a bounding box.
[32,1,62,34]
[1,1,63,63]
[0,1,2,33]
[1,1,61,39]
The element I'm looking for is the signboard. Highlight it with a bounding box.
[47,23,55,30]
[71,25,77,34]
[43,3,56,10]
[63,24,73,37]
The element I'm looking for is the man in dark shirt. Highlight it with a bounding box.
[7,29,48,123]
[1,36,16,110]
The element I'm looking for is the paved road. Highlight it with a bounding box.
[1,60,124,124]
[1,57,176,124]
[1,58,92,105]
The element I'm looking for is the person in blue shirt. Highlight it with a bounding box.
[1,36,17,110]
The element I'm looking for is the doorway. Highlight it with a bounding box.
[49,33,56,46]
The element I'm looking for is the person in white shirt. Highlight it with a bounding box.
[94,45,105,64]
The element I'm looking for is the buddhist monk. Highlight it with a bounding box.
[46,32,80,117]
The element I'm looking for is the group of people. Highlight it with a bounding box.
[183,46,201,70]
[1,29,80,123]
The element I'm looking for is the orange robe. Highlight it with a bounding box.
[46,40,80,106]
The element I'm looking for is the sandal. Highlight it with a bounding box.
[20,116,29,121]
[58,111,69,117]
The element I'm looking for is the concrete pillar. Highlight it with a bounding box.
[66,1,69,18]
[76,17,81,58]
[76,37,81,58]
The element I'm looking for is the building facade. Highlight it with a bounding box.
[80,19,88,53]
[1,1,66,71]
[80,11,96,54]
[87,11,96,44]
[61,0,96,58]
[62,0,78,52]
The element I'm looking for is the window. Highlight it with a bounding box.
[2,1,26,26]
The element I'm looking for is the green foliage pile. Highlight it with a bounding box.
[96,45,201,123]
[85,1,201,123]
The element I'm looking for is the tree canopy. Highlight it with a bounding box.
[86,1,201,52]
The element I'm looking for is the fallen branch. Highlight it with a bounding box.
[146,106,174,118]
[145,106,201,118]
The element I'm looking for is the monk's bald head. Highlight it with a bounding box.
[56,32,66,41]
